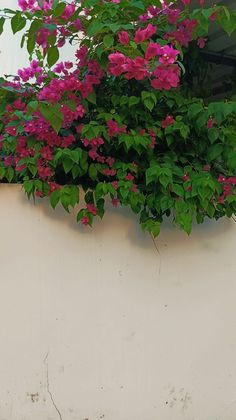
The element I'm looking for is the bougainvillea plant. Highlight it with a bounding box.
[0,0,236,236]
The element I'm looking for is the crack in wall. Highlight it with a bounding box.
[44,352,63,420]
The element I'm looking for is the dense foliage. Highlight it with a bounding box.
[0,0,236,236]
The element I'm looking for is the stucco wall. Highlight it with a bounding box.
[0,184,236,420]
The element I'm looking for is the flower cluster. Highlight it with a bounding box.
[0,0,234,237]
[108,36,180,89]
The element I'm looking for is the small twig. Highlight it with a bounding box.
[151,234,162,277]
[44,352,63,420]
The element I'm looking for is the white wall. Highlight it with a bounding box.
[0,184,236,420]
[1,3,236,419]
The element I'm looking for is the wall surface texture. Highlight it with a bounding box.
[0,185,236,420]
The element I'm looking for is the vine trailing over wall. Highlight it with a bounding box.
[0,0,236,236]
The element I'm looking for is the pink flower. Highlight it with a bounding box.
[181,0,190,5]
[131,184,138,193]
[218,175,226,183]
[199,0,205,6]
[5,126,17,136]
[61,4,76,20]
[139,13,149,22]
[76,46,88,67]
[161,115,175,128]
[151,65,180,90]
[167,9,180,24]
[186,185,192,192]
[49,182,60,194]
[228,177,236,186]
[86,203,97,216]
[203,164,211,172]
[108,53,126,76]
[4,156,13,167]
[18,0,36,11]
[36,190,44,198]
[207,117,214,129]
[111,198,120,207]
[112,181,119,190]
[81,216,90,225]
[40,146,53,161]
[134,24,157,43]
[103,168,116,176]
[73,19,82,30]
[123,57,148,80]
[182,173,190,182]
[158,45,180,65]
[88,148,99,160]
[197,37,207,49]
[106,157,115,167]
[218,195,225,204]
[167,18,197,47]
[145,42,161,60]
[223,184,232,196]
[209,11,217,21]
[125,173,134,181]
[61,134,75,148]
[147,6,160,17]
[107,120,120,137]
[118,31,129,45]
[18,0,28,10]
[37,165,53,180]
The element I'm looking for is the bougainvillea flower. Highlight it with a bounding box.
[108,53,126,76]
[161,115,175,128]
[207,117,214,129]
[86,203,97,215]
[145,42,161,60]
[197,37,207,48]
[134,24,157,43]
[158,45,180,64]
[118,31,129,45]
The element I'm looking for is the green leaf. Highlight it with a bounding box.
[87,21,104,36]
[144,98,155,111]
[86,91,97,104]
[207,144,223,161]
[141,219,161,238]
[52,0,60,7]
[63,158,74,174]
[160,196,174,212]
[39,102,63,133]
[27,34,36,54]
[146,164,161,185]
[129,96,140,107]
[11,13,26,34]
[53,2,66,17]
[187,102,203,119]
[50,190,61,209]
[107,23,120,33]
[227,151,236,170]
[27,101,38,113]
[5,167,14,182]
[89,163,98,180]
[47,46,59,67]
[172,184,184,197]
[0,17,5,36]
[130,1,145,10]
[208,128,219,144]
[103,34,114,48]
